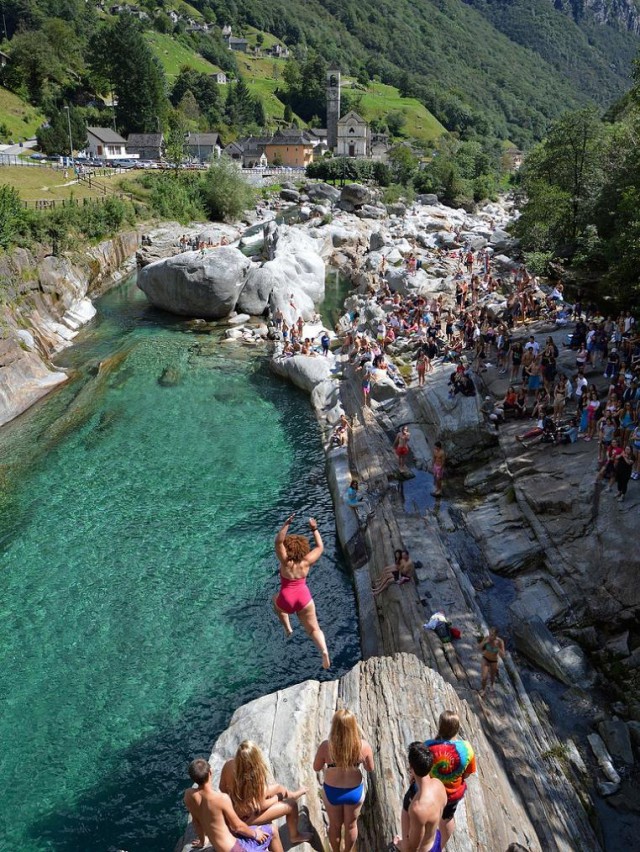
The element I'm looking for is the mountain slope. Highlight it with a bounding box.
[216,0,639,144]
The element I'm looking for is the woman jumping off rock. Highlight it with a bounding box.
[272,514,331,669]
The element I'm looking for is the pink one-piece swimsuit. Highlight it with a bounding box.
[276,574,312,614]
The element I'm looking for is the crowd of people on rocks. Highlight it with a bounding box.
[176,234,230,253]
[183,707,478,852]
[328,243,640,505]
[182,219,638,852]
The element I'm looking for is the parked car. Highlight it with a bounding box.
[30,153,47,161]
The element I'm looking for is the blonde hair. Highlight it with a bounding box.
[328,709,362,768]
[231,740,269,813]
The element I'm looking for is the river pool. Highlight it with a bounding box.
[0,276,360,851]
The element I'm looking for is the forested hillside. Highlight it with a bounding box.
[216,0,640,144]
[0,0,637,151]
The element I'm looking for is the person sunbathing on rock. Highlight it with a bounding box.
[183,758,275,852]
[371,549,414,596]
[220,740,312,850]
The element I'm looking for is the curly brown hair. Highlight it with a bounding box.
[284,534,310,562]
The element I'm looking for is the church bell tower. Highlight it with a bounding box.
[326,67,341,152]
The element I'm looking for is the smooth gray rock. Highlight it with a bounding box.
[369,231,386,251]
[306,182,341,204]
[263,220,279,261]
[512,615,595,688]
[237,265,279,315]
[598,720,634,766]
[588,733,622,784]
[280,188,301,202]
[270,353,334,393]
[337,199,355,213]
[137,248,251,318]
[417,193,438,204]
[340,183,370,207]
[356,204,386,220]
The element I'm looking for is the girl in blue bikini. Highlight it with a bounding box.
[313,709,374,852]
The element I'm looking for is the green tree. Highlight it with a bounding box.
[165,109,187,168]
[0,185,25,249]
[386,111,406,138]
[200,157,255,222]
[514,107,604,249]
[178,91,201,123]
[388,145,418,185]
[36,107,86,156]
[88,16,168,135]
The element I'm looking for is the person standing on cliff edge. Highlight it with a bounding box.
[272,514,331,669]
[478,626,506,697]
[393,743,447,852]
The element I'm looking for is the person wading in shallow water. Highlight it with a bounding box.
[431,442,446,497]
[478,626,506,697]
[394,426,411,472]
[272,513,331,669]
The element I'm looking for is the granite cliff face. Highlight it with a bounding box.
[0,230,140,426]
[178,654,542,852]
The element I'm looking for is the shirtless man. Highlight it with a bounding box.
[184,758,274,851]
[394,426,411,472]
[394,743,448,852]
[431,442,446,497]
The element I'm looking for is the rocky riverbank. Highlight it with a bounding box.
[0,229,140,425]
[165,184,640,851]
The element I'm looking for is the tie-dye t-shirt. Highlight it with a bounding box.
[424,738,476,802]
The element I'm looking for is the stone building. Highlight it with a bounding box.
[326,67,341,151]
[336,111,370,158]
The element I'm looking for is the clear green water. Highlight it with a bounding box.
[0,278,359,851]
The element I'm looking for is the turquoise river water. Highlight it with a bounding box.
[0,276,360,851]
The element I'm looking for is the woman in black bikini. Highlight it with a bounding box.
[478,626,505,697]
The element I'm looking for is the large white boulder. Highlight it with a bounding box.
[137,248,251,318]
[270,353,334,392]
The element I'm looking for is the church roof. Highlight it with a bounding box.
[337,111,366,125]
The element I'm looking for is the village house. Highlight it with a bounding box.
[227,36,249,52]
[212,71,228,85]
[86,127,131,160]
[185,132,221,162]
[223,136,270,168]
[370,132,390,161]
[265,131,315,168]
[126,132,164,161]
[0,50,9,68]
[269,44,289,59]
[336,111,370,158]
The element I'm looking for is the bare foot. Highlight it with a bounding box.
[190,841,203,849]
[284,625,293,637]
[322,651,331,669]
[290,832,313,845]
[288,787,308,801]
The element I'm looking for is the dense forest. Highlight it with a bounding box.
[512,74,640,309]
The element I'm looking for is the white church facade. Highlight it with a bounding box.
[336,111,370,158]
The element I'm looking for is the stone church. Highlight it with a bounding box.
[326,68,371,157]
[336,111,370,158]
